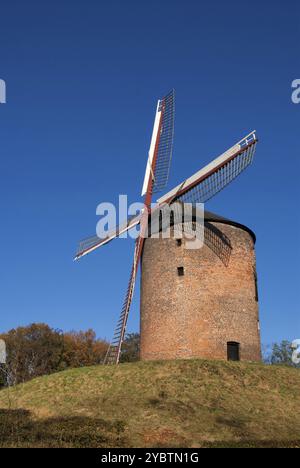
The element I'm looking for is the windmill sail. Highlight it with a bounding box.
[141,89,175,196]
[74,213,141,260]
[152,90,175,193]
[103,237,142,364]
[104,92,175,364]
[157,131,257,205]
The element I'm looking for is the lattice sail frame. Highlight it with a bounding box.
[157,131,257,205]
[74,213,142,261]
[103,237,141,365]
[152,90,175,193]
[177,141,256,204]
[141,89,175,196]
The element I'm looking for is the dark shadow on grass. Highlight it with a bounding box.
[0,409,128,448]
[0,409,299,448]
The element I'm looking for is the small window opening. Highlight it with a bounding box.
[177,266,184,276]
[227,342,240,361]
[176,239,182,247]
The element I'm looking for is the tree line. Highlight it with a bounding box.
[0,323,140,387]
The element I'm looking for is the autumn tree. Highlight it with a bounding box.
[0,323,64,386]
[61,329,108,368]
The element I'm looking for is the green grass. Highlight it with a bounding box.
[0,359,299,448]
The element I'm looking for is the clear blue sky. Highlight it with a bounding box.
[0,0,299,346]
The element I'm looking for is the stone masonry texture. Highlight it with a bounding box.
[140,219,261,362]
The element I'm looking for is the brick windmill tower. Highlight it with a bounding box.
[75,90,261,364]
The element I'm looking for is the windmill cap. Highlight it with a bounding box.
[203,210,256,243]
[149,202,256,243]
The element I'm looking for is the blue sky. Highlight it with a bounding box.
[0,0,299,346]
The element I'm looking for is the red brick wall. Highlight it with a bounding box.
[140,222,261,362]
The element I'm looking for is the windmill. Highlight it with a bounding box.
[75,90,258,364]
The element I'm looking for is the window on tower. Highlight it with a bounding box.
[177,266,184,276]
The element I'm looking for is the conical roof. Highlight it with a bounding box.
[149,203,256,243]
[204,210,256,243]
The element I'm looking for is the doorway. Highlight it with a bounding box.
[227,342,240,361]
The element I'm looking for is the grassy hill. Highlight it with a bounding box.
[0,359,299,448]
